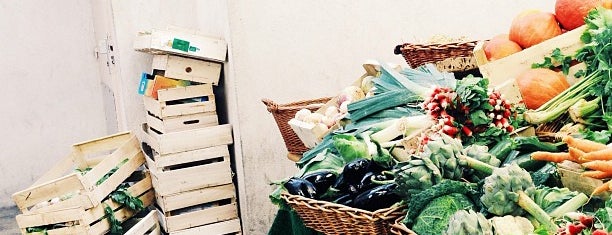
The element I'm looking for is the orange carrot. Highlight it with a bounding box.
[568,147,587,163]
[531,151,571,163]
[580,148,612,161]
[563,135,607,153]
[582,160,612,172]
[591,181,611,196]
[581,171,612,179]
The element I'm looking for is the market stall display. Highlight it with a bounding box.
[271,3,612,235]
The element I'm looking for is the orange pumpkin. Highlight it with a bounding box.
[516,68,570,109]
[484,34,523,61]
[605,0,612,9]
[555,0,602,30]
[509,10,562,48]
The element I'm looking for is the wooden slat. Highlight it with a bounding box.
[16,206,84,228]
[150,145,229,170]
[151,158,232,196]
[160,203,238,233]
[86,191,155,235]
[146,112,218,133]
[156,184,236,213]
[12,174,89,212]
[170,219,241,235]
[157,84,213,102]
[134,28,227,62]
[24,194,91,214]
[145,124,233,155]
[152,54,222,85]
[124,211,160,235]
[90,150,145,202]
[82,136,140,185]
[72,132,133,157]
[159,96,216,117]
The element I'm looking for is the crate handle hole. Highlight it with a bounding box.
[183,120,200,125]
[185,67,192,73]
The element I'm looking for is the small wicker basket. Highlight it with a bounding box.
[389,217,418,235]
[394,41,479,72]
[262,97,332,156]
[281,193,406,235]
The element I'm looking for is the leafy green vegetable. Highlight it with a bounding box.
[104,203,123,235]
[372,141,395,169]
[532,48,573,75]
[578,128,611,144]
[411,193,474,235]
[25,226,49,235]
[297,149,345,177]
[110,186,144,211]
[402,180,478,226]
[594,198,612,232]
[332,134,369,162]
[532,186,579,213]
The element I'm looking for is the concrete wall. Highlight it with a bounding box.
[0,1,109,207]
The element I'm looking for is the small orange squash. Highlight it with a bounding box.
[509,10,562,48]
[515,68,570,109]
[555,0,602,30]
[484,34,523,61]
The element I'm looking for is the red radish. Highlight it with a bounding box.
[506,125,514,132]
[442,125,459,136]
[591,229,608,235]
[567,223,586,234]
[462,126,473,136]
[578,215,593,228]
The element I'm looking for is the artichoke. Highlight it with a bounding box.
[393,157,442,197]
[420,134,464,180]
[480,164,558,232]
[444,210,493,235]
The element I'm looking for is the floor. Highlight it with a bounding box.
[0,206,19,235]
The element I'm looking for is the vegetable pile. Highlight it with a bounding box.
[272,4,612,235]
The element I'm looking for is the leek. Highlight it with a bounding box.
[370,115,433,143]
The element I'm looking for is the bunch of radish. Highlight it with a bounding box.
[422,86,462,138]
[487,90,514,133]
[556,213,609,235]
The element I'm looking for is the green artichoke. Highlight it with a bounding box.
[420,134,464,180]
[444,210,493,235]
[393,157,442,197]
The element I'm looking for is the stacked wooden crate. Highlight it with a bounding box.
[136,28,242,235]
[11,132,154,235]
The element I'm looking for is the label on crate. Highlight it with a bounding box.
[138,73,154,95]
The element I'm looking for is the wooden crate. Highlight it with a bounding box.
[152,54,222,85]
[16,172,154,235]
[558,167,610,200]
[124,210,162,235]
[141,123,233,156]
[144,84,216,119]
[473,25,586,104]
[146,111,219,134]
[145,145,233,196]
[12,132,145,214]
[169,219,241,235]
[155,183,238,233]
[134,28,227,63]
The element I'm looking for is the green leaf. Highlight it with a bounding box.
[470,110,490,126]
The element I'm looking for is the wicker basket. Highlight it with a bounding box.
[281,193,406,235]
[389,217,418,235]
[394,41,479,72]
[262,97,332,155]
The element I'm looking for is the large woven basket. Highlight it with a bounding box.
[262,97,332,155]
[394,41,479,72]
[281,193,406,235]
[389,217,418,235]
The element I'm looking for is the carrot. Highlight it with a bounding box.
[563,135,607,153]
[580,148,612,161]
[591,181,611,196]
[568,147,587,163]
[531,151,571,163]
[582,160,612,172]
[581,171,612,179]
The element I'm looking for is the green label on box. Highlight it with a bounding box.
[172,38,190,52]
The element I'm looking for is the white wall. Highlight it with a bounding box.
[0,0,558,234]
[0,1,109,207]
[226,1,554,234]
